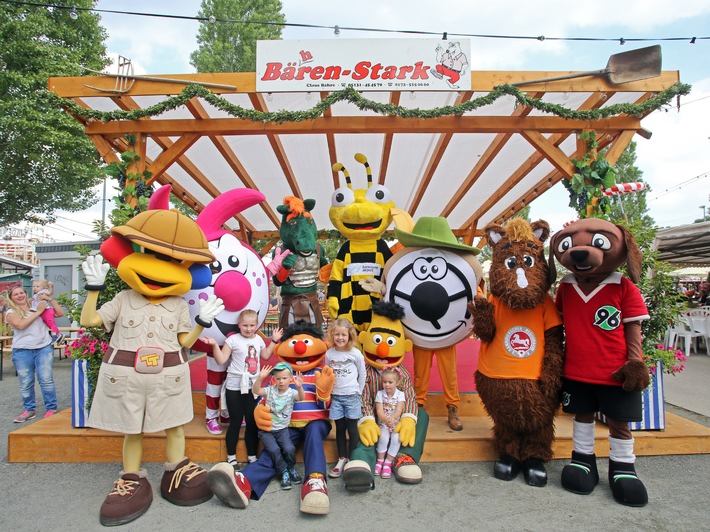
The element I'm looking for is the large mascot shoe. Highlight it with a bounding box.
[99,470,153,527]
[206,463,251,509]
[493,454,522,481]
[561,451,599,495]
[160,458,213,506]
[522,457,547,487]
[608,460,648,507]
[343,460,374,492]
[300,472,329,515]
[393,453,423,484]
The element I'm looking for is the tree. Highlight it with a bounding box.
[190,0,285,73]
[605,141,655,228]
[606,143,686,357]
[0,1,110,227]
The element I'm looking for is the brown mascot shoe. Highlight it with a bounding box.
[447,404,463,431]
[99,470,153,527]
[160,458,213,506]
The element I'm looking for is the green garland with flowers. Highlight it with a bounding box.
[46,82,690,123]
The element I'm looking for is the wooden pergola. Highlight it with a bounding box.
[48,69,679,247]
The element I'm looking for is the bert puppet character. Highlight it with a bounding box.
[80,209,224,526]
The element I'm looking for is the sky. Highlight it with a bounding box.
[36,0,710,242]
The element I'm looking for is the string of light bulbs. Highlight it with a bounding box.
[3,0,708,44]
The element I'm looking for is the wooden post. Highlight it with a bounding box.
[125,133,146,209]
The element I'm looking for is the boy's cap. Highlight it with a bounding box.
[271,361,293,375]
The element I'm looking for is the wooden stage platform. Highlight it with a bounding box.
[8,393,710,463]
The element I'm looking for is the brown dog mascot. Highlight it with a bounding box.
[470,218,564,487]
[550,218,650,507]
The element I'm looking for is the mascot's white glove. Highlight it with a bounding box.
[265,246,293,276]
[196,294,225,327]
[81,254,110,289]
[358,277,386,296]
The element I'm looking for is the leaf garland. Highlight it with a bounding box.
[48,82,691,123]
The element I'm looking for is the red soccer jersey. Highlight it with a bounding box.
[556,273,649,386]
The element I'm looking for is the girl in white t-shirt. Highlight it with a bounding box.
[208,309,283,469]
[374,366,406,479]
[324,318,366,478]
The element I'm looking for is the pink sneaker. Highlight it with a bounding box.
[206,418,222,435]
[381,462,392,479]
[43,410,57,419]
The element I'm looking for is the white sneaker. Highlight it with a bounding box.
[328,457,348,478]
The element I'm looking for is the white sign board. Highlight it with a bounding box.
[256,38,471,92]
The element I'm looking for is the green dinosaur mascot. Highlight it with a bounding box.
[271,196,329,329]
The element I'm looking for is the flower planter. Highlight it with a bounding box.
[596,361,665,431]
[71,359,91,428]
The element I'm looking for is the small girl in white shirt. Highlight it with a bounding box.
[324,318,366,478]
[208,309,283,470]
[375,366,406,479]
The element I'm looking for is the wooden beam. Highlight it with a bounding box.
[48,70,679,98]
[83,115,643,137]
[379,92,401,186]
[146,133,199,180]
[183,97,279,229]
[520,130,577,178]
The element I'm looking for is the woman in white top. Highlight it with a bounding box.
[5,285,64,422]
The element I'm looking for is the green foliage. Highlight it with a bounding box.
[191,0,285,73]
[47,82,691,125]
[563,131,618,217]
[104,146,154,226]
[0,1,110,226]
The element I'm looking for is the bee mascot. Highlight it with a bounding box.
[328,153,394,331]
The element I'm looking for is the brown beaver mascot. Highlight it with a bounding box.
[470,218,564,487]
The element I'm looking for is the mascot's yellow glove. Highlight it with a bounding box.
[254,404,273,431]
[395,417,416,447]
[315,366,335,401]
[358,418,381,447]
[327,296,339,320]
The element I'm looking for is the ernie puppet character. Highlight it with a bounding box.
[362,217,485,431]
[551,218,650,507]
[80,208,225,526]
[469,218,564,487]
[342,300,429,490]
[207,321,335,515]
[328,153,394,332]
